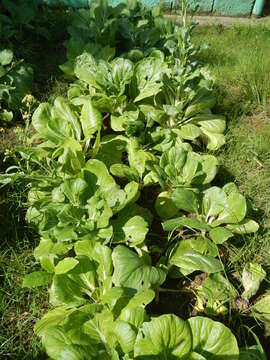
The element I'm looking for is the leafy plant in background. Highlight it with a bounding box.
[0,48,33,122]
[0,0,269,358]
[0,0,49,45]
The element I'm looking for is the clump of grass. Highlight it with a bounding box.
[0,236,48,359]
[193,24,270,116]
[219,113,270,222]
[237,51,270,107]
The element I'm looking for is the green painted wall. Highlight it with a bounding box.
[38,0,266,16]
[213,0,255,16]
[186,0,213,13]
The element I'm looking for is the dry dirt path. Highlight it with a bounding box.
[166,14,270,26]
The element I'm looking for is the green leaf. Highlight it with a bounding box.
[202,130,226,151]
[169,241,222,276]
[134,314,192,359]
[163,216,211,232]
[180,124,202,140]
[209,227,233,244]
[112,203,151,245]
[96,135,127,168]
[251,294,270,328]
[216,190,247,225]
[172,188,198,213]
[54,97,82,141]
[155,191,179,219]
[133,57,166,102]
[226,219,259,234]
[22,271,52,288]
[242,263,266,300]
[74,53,97,85]
[203,187,227,219]
[188,316,239,359]
[0,109,13,122]
[0,49,13,66]
[114,321,137,354]
[127,139,147,178]
[113,215,149,246]
[110,163,140,182]
[84,309,116,351]
[55,258,79,275]
[85,159,115,187]
[196,273,237,315]
[112,245,166,290]
[80,98,103,138]
[194,114,226,134]
[63,178,88,206]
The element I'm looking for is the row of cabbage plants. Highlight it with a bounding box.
[2,1,269,358]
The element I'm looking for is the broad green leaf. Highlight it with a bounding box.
[184,91,216,119]
[199,155,219,184]
[121,216,149,245]
[226,220,259,234]
[127,139,147,178]
[169,242,222,276]
[180,124,202,140]
[209,227,233,244]
[0,109,13,122]
[96,135,127,168]
[32,103,67,144]
[202,130,226,151]
[55,258,79,275]
[203,187,227,219]
[215,191,247,225]
[74,241,112,288]
[134,314,192,359]
[188,316,239,359]
[172,188,198,213]
[22,271,52,288]
[40,326,94,360]
[35,307,71,335]
[63,178,88,206]
[0,49,13,66]
[196,273,237,315]
[176,237,218,257]
[74,53,97,85]
[54,97,82,141]
[85,159,115,187]
[110,163,140,182]
[194,114,226,134]
[110,57,134,95]
[112,245,166,290]
[155,191,179,219]
[80,98,103,138]
[242,263,266,300]
[251,294,270,328]
[53,226,78,243]
[112,203,151,245]
[163,216,211,232]
[189,353,207,360]
[84,309,116,350]
[56,138,85,174]
[114,321,136,354]
[118,289,155,327]
[133,57,167,102]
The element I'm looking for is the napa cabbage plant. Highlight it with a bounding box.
[0,0,268,358]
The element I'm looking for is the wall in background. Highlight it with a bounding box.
[39,0,266,17]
